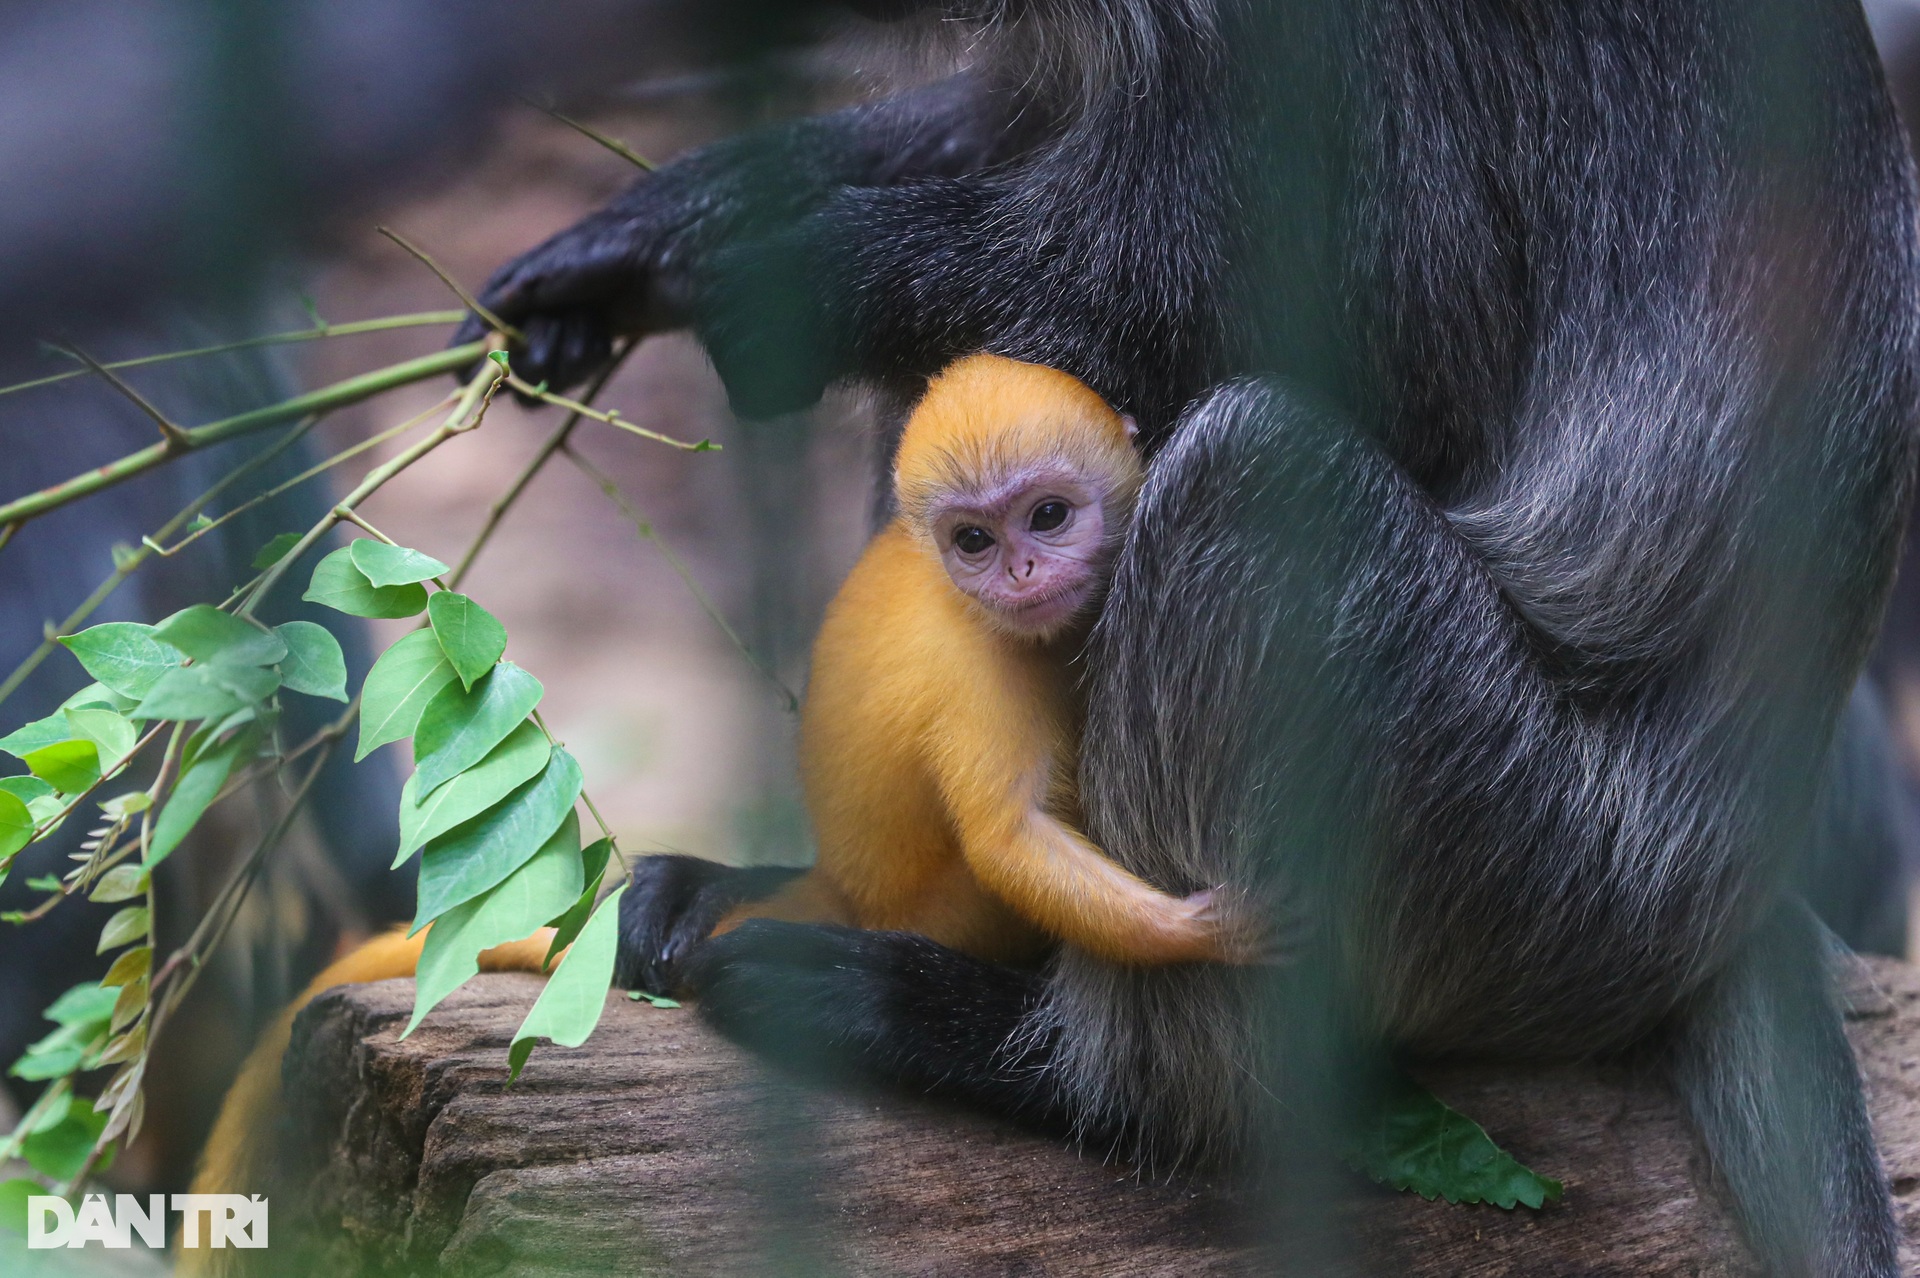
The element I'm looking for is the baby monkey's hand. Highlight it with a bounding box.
[1179,887,1293,966]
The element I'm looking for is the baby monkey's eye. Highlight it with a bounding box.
[1029,500,1071,532]
[953,526,996,555]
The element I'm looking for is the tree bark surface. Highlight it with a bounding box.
[271,955,1920,1276]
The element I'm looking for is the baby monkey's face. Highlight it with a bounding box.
[932,462,1116,640]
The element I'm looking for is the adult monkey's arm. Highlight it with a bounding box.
[453,70,1030,397]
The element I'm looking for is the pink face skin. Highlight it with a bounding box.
[931,464,1118,640]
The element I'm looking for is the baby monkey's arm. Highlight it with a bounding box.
[942,754,1259,966]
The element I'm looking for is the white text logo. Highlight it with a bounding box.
[26,1193,268,1249]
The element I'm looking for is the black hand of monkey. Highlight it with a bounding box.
[613,855,806,997]
[450,197,691,393]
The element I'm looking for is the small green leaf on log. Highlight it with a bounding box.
[1349,1074,1564,1211]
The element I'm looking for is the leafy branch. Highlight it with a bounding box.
[0,313,729,1197]
[0,341,487,530]
[0,310,466,401]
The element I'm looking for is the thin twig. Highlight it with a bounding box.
[237,361,505,617]
[141,399,448,558]
[0,416,321,710]
[335,509,397,545]
[56,344,191,449]
[0,341,488,529]
[506,374,715,451]
[376,228,523,343]
[148,729,342,1036]
[0,311,466,400]
[449,341,637,589]
[563,444,799,715]
[520,97,657,170]
[28,722,170,842]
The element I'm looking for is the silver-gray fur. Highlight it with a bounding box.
[468,1,1920,1272]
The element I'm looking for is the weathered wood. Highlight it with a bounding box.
[268,956,1920,1276]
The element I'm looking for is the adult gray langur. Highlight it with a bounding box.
[455,1,1920,1271]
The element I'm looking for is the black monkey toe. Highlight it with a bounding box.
[613,856,805,997]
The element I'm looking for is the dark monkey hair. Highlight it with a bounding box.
[457,0,1920,1271]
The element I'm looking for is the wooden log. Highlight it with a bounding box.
[265,956,1920,1275]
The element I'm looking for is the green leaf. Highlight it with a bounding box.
[24,740,99,795]
[153,605,287,666]
[101,946,151,986]
[90,868,148,905]
[0,713,76,760]
[0,1177,43,1237]
[414,748,583,927]
[45,983,118,1027]
[351,539,449,588]
[62,708,136,775]
[0,776,54,804]
[98,790,150,819]
[133,666,245,722]
[0,791,31,861]
[22,1095,108,1182]
[275,621,348,700]
[204,661,280,703]
[427,592,508,691]
[251,532,302,569]
[628,992,680,1008]
[58,623,181,700]
[508,883,626,1082]
[407,812,584,1036]
[303,545,429,618]
[97,907,148,953]
[544,838,614,970]
[411,662,544,795]
[10,1047,84,1081]
[145,733,249,868]
[61,681,142,717]
[395,720,550,867]
[25,795,63,829]
[356,630,457,761]
[1349,1075,1564,1211]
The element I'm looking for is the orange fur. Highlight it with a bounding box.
[721,355,1241,967]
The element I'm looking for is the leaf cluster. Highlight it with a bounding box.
[300,539,622,1077]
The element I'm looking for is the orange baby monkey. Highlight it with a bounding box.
[722,353,1253,966]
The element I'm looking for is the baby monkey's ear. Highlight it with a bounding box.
[1120,413,1139,441]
